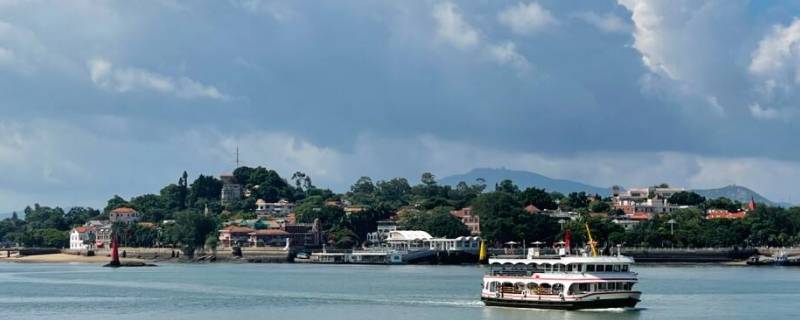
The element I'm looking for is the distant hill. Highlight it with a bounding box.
[692,185,791,207]
[439,168,611,196]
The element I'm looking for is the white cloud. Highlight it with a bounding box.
[488,41,530,72]
[3,120,800,212]
[0,19,50,74]
[749,18,800,79]
[749,103,781,120]
[0,46,14,65]
[432,1,479,49]
[618,0,685,80]
[429,2,531,73]
[230,0,297,22]
[574,11,631,34]
[217,132,344,183]
[86,58,227,100]
[498,2,556,35]
[705,95,725,115]
[745,18,800,121]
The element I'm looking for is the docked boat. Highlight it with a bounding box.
[480,226,641,310]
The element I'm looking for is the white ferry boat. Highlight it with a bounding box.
[480,227,641,310]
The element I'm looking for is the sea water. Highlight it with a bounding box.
[1,262,798,319]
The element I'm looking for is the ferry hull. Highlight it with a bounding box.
[481,296,640,310]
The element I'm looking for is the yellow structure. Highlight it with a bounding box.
[584,223,598,257]
[478,240,487,262]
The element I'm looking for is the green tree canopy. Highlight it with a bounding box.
[520,187,558,210]
[668,191,706,206]
[397,207,470,238]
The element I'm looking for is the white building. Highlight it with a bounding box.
[385,230,481,253]
[69,226,95,250]
[612,186,684,217]
[367,220,398,243]
[109,207,140,223]
[255,199,295,217]
[613,186,684,202]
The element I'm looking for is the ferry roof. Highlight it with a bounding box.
[489,255,635,265]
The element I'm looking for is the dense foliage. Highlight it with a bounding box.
[3,166,800,252]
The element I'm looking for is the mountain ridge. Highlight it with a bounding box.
[439,168,791,207]
[439,168,612,196]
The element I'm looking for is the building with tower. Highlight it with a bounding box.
[220,173,243,205]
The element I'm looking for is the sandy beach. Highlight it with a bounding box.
[0,253,149,264]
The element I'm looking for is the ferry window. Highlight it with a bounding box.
[587,265,595,272]
[613,264,621,272]
[566,264,573,272]
[605,265,613,272]
[622,265,629,272]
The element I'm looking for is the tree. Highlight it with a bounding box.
[24,204,67,230]
[234,166,295,202]
[472,192,556,244]
[113,222,158,248]
[173,210,218,258]
[351,176,376,194]
[745,206,799,247]
[495,179,520,194]
[703,197,742,212]
[295,196,345,230]
[589,201,611,213]
[188,175,223,206]
[178,171,189,210]
[421,172,437,187]
[103,195,129,214]
[327,225,359,249]
[562,192,589,210]
[520,187,558,210]
[397,207,470,238]
[129,194,166,222]
[668,191,705,206]
[375,178,412,207]
[65,207,100,227]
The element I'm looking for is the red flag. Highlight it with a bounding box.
[564,229,572,254]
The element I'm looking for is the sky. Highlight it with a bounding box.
[2,0,800,212]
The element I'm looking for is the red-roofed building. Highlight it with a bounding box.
[450,207,480,236]
[218,226,256,248]
[109,207,140,223]
[524,204,541,214]
[707,209,747,220]
[219,219,322,248]
[70,226,96,250]
[627,212,652,221]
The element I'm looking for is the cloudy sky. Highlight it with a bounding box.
[2,0,800,212]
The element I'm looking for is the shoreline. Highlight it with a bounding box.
[0,253,163,264]
[0,253,756,266]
